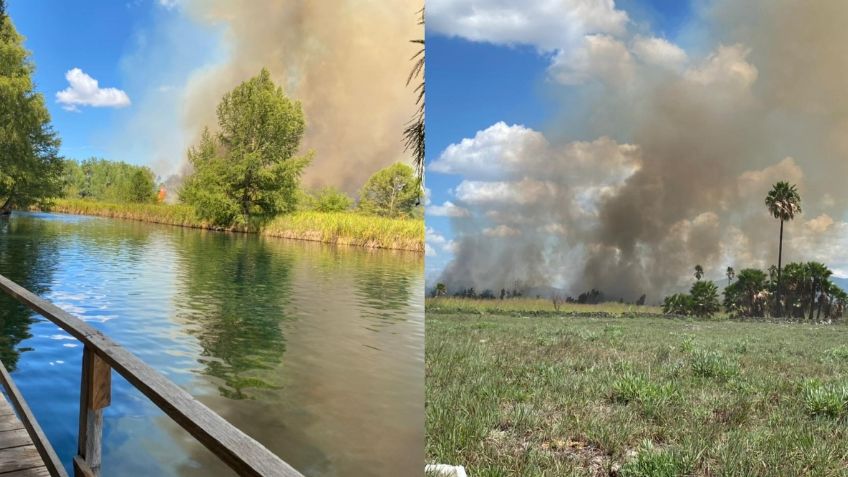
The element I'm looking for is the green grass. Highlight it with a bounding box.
[426,309,848,476]
[42,199,423,252]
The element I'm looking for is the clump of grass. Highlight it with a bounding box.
[802,381,848,418]
[619,441,688,477]
[690,349,738,379]
[679,334,696,353]
[822,345,848,362]
[611,373,679,416]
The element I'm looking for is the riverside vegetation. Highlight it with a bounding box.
[0,16,423,251]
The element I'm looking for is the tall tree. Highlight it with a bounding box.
[726,266,735,286]
[694,264,704,281]
[180,68,311,226]
[358,163,420,218]
[765,181,801,314]
[0,2,62,214]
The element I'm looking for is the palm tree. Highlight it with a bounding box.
[806,262,831,322]
[694,264,704,281]
[765,181,801,315]
[726,266,735,286]
[403,8,425,182]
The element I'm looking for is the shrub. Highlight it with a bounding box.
[662,293,692,315]
[689,280,721,317]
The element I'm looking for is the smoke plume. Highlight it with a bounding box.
[179,0,422,192]
[431,0,848,301]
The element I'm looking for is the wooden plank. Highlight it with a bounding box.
[0,428,34,449]
[2,467,51,477]
[87,354,110,410]
[0,445,43,473]
[0,360,68,477]
[0,273,303,477]
[0,415,24,433]
[71,456,94,477]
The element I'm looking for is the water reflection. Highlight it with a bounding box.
[172,231,293,400]
[0,212,423,476]
[0,217,59,370]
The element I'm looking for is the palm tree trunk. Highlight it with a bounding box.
[777,219,784,316]
[809,279,816,322]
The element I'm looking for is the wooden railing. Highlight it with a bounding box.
[0,273,304,477]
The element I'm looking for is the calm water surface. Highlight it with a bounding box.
[0,211,423,476]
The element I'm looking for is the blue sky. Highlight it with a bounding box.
[8,0,223,177]
[425,0,694,280]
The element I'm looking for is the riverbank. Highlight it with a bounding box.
[427,312,848,476]
[426,297,664,317]
[39,199,424,252]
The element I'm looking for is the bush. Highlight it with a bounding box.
[689,280,720,317]
[662,293,692,315]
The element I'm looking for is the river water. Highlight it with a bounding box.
[0,211,423,476]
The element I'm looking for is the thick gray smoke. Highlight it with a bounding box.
[432,0,848,300]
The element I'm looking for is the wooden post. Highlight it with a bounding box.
[74,346,111,477]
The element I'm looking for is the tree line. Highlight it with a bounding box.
[663,181,847,320]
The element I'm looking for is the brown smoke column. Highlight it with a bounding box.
[180,0,422,192]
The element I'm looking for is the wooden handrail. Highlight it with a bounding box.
[0,273,304,477]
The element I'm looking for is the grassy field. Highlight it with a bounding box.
[42,199,423,252]
[427,308,848,476]
[427,297,664,317]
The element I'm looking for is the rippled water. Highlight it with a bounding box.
[0,211,423,476]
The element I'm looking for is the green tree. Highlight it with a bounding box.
[723,268,768,317]
[434,282,446,297]
[694,264,704,281]
[0,4,62,214]
[806,262,831,322]
[180,68,311,226]
[62,158,156,203]
[690,280,720,318]
[311,187,353,213]
[766,181,801,314]
[358,163,420,218]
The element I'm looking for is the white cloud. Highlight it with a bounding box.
[158,0,178,9]
[549,34,633,85]
[684,44,758,90]
[427,200,471,217]
[427,226,458,256]
[455,179,558,205]
[56,68,131,111]
[428,0,628,51]
[631,35,687,69]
